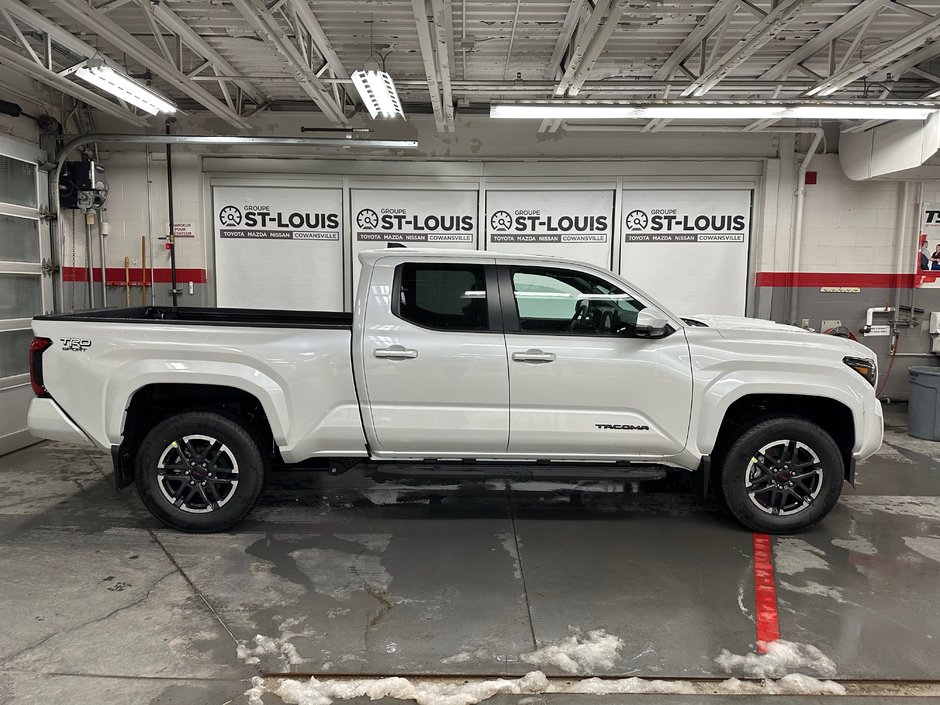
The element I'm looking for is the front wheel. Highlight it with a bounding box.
[135,411,266,532]
[719,417,844,533]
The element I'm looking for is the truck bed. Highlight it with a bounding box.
[35,306,353,329]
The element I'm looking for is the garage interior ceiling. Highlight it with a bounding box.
[2,0,940,132]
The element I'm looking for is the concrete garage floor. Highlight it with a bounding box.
[1,404,940,704]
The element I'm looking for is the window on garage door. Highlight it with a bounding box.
[0,147,49,455]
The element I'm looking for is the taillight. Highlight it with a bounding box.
[29,337,52,397]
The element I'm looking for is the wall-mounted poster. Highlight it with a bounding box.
[916,202,940,288]
[619,189,752,316]
[213,185,344,310]
[350,187,478,287]
[485,189,614,268]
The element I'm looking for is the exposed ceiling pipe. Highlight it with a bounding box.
[787,129,824,325]
[46,133,418,311]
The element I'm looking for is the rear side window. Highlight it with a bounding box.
[396,263,489,331]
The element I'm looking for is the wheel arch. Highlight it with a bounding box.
[114,383,277,489]
[710,393,855,482]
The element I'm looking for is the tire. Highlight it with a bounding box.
[135,411,266,532]
[719,416,843,534]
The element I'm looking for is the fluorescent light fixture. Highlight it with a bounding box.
[352,69,404,119]
[68,59,177,115]
[490,101,937,121]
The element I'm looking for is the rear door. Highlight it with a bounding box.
[358,256,509,456]
[500,264,692,459]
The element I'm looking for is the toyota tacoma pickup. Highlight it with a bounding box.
[27,249,883,533]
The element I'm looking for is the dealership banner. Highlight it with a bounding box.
[213,185,344,310]
[485,189,614,267]
[916,202,940,288]
[619,190,751,315]
[350,188,478,283]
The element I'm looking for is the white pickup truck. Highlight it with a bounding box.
[27,249,883,533]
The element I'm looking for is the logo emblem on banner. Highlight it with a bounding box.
[490,210,512,232]
[625,210,648,231]
[219,205,242,226]
[356,208,379,229]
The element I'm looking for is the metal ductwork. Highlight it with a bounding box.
[840,112,940,180]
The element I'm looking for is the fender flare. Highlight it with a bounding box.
[104,360,290,447]
[693,370,866,457]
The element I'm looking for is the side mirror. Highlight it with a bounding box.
[634,309,669,337]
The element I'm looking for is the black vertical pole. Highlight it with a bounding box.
[166,122,178,307]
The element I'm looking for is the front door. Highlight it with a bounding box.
[501,264,692,459]
[360,257,509,456]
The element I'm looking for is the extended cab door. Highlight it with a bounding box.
[499,264,692,459]
[357,255,508,456]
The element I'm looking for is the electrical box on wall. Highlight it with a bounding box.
[60,160,107,210]
[930,312,940,334]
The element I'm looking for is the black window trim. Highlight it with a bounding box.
[497,264,674,339]
[391,261,503,334]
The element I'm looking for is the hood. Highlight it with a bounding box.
[683,313,877,360]
[682,314,810,333]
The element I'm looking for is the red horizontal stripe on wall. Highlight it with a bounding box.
[755,272,917,288]
[62,266,207,285]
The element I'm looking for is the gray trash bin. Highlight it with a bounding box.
[908,366,940,441]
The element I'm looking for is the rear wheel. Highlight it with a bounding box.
[135,411,266,532]
[719,416,843,533]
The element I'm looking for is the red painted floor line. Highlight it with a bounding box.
[752,532,781,652]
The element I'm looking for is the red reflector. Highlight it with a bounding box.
[29,336,52,397]
[804,171,817,185]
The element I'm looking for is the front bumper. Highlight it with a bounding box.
[853,397,885,462]
[27,397,95,447]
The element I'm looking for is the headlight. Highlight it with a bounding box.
[843,356,876,386]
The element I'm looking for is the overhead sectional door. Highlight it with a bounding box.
[0,143,52,455]
[619,188,752,316]
[349,186,479,290]
[485,188,615,269]
[213,184,344,311]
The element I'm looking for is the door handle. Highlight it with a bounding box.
[512,349,556,363]
[374,346,418,360]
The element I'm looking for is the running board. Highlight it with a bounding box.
[361,462,669,483]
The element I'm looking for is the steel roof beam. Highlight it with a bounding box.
[759,0,890,80]
[431,0,456,127]
[681,0,821,97]
[0,43,148,126]
[229,0,348,125]
[412,0,449,131]
[806,10,940,96]
[285,0,348,80]
[43,0,251,128]
[554,0,613,96]
[651,0,738,82]
[147,1,267,106]
[545,0,586,80]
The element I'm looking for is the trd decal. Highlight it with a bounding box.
[595,423,650,431]
[60,338,91,352]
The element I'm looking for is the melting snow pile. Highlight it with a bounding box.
[519,627,623,674]
[237,634,303,666]
[715,639,838,680]
[245,671,551,705]
[245,668,845,705]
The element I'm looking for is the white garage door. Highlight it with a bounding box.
[213,184,344,311]
[0,142,52,455]
[619,189,752,316]
[485,188,614,269]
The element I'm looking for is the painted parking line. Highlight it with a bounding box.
[752,532,781,652]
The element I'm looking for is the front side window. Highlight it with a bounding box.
[397,263,489,331]
[512,267,645,336]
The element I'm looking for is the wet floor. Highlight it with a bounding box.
[1,404,939,703]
